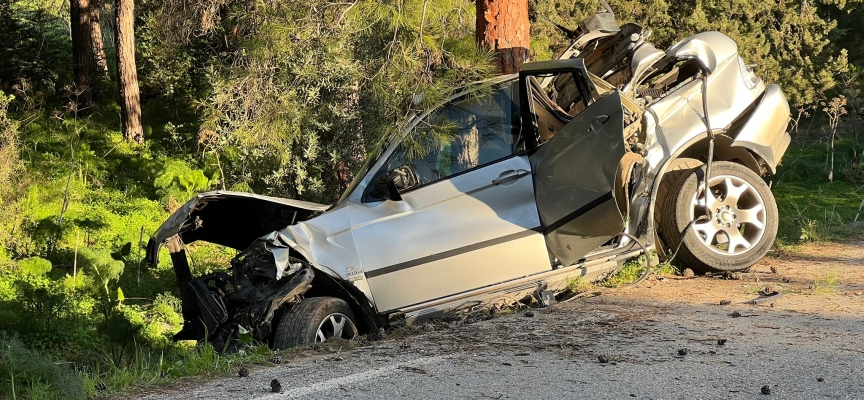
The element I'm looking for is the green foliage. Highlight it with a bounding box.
[564,275,593,294]
[773,136,864,243]
[812,269,839,293]
[77,247,124,300]
[190,0,493,201]
[0,0,70,106]
[0,333,85,400]
[16,256,51,277]
[530,0,853,106]
[1,0,864,398]
[601,253,674,287]
[153,159,216,203]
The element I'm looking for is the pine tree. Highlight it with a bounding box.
[70,0,93,115]
[114,0,143,144]
[477,0,530,73]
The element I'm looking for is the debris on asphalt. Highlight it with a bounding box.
[524,311,535,317]
[761,385,771,395]
[366,327,387,341]
[722,272,742,280]
[731,311,742,318]
[270,379,282,393]
[746,291,783,305]
[597,355,609,363]
[677,348,688,356]
[717,339,727,345]
[817,377,824,382]
[238,367,249,377]
[400,366,428,374]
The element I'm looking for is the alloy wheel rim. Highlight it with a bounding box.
[688,174,767,256]
[315,313,358,343]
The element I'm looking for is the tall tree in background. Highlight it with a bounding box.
[114,0,143,144]
[70,0,92,114]
[476,0,530,74]
[90,0,109,80]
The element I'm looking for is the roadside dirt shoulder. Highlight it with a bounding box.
[134,241,864,399]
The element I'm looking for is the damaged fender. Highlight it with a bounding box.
[731,85,792,174]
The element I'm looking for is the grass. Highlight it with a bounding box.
[772,136,864,243]
[564,275,593,294]
[74,341,275,399]
[812,269,839,294]
[600,255,678,287]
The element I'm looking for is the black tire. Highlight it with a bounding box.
[273,297,358,349]
[659,161,778,273]
[654,158,704,258]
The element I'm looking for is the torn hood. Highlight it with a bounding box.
[146,191,330,266]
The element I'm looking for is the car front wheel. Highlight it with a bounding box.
[660,161,778,273]
[273,297,358,349]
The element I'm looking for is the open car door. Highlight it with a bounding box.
[520,60,627,266]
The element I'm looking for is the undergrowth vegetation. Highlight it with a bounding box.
[1,0,863,398]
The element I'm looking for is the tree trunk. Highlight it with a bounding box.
[70,0,93,115]
[476,0,530,74]
[90,0,110,80]
[114,0,143,144]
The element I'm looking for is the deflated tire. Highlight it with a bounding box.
[273,297,358,349]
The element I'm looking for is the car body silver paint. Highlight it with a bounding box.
[636,31,790,250]
[730,84,792,174]
[274,203,377,303]
[666,31,739,74]
[151,27,793,328]
[349,155,550,312]
[623,43,665,94]
[272,76,531,309]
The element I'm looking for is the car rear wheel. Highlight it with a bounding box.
[659,161,778,273]
[273,297,358,349]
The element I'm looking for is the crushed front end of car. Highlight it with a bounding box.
[145,191,336,350]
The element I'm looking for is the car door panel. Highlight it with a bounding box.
[349,155,550,312]
[530,92,626,266]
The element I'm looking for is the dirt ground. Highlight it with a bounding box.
[133,240,864,400]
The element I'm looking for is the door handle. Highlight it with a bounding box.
[492,169,530,185]
[590,114,609,135]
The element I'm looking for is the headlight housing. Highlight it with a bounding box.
[737,56,760,90]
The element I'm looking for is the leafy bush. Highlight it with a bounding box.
[0,1,70,106]
[0,333,86,400]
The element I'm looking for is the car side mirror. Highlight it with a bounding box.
[373,173,403,202]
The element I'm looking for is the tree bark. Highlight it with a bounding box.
[476,0,530,74]
[114,0,143,144]
[70,0,93,115]
[90,0,110,80]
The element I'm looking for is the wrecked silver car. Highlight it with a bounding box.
[146,5,790,349]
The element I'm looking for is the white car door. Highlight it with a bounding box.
[346,83,551,313]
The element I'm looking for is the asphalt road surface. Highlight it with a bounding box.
[135,242,864,399]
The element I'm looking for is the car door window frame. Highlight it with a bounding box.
[362,82,524,203]
[518,58,598,152]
